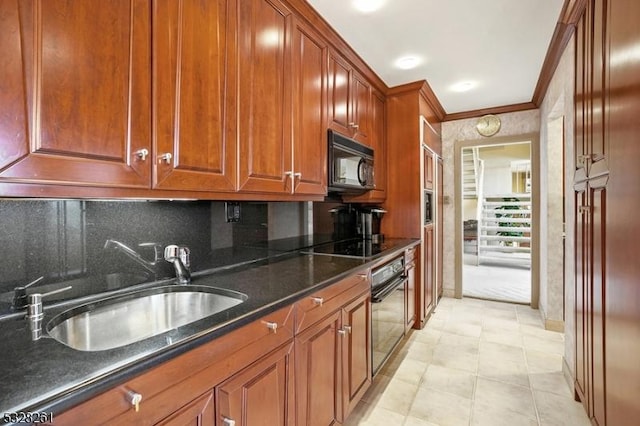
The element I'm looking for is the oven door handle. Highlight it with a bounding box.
[371,276,406,303]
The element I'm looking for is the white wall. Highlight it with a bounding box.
[539,35,575,377]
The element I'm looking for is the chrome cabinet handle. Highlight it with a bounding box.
[265,321,278,334]
[126,390,143,412]
[222,417,236,426]
[294,172,302,178]
[158,153,172,164]
[343,325,352,334]
[358,273,368,281]
[338,328,347,336]
[134,148,149,161]
[349,122,359,129]
[312,297,324,306]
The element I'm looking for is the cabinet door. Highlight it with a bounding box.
[237,0,293,193]
[341,292,371,418]
[217,342,295,426]
[291,20,327,195]
[421,225,434,324]
[153,0,235,192]
[436,157,444,299]
[0,0,151,188]
[156,391,215,426]
[351,73,370,145]
[574,185,590,404]
[370,90,386,197]
[574,8,589,183]
[405,260,416,331]
[295,310,342,426]
[328,53,352,136]
[423,149,434,190]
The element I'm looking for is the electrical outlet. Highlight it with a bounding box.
[225,202,241,222]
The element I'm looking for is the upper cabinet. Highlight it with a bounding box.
[0,0,151,189]
[153,0,235,192]
[291,19,328,195]
[236,0,293,194]
[0,0,382,200]
[328,52,371,145]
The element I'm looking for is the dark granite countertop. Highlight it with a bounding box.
[0,237,418,416]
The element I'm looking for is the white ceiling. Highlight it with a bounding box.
[306,0,565,114]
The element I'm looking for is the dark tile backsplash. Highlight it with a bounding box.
[0,199,307,309]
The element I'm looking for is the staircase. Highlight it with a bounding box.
[477,194,532,267]
[462,148,480,199]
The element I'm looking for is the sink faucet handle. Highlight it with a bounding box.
[179,246,190,268]
[164,245,190,267]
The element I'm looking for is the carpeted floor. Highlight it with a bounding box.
[462,258,531,304]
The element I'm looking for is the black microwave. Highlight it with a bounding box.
[328,130,374,193]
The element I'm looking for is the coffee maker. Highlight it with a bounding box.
[357,206,386,243]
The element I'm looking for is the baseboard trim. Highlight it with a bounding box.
[545,318,565,332]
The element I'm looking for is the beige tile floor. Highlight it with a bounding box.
[345,297,590,426]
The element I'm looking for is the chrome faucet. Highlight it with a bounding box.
[27,286,72,341]
[103,240,163,275]
[164,245,191,285]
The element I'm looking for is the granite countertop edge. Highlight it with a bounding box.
[4,238,419,417]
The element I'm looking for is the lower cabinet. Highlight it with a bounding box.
[52,271,372,426]
[295,290,371,426]
[404,249,417,331]
[216,342,295,426]
[155,391,215,426]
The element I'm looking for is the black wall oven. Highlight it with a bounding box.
[371,256,406,375]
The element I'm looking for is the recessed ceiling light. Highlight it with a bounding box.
[395,56,421,70]
[352,0,385,13]
[450,81,477,92]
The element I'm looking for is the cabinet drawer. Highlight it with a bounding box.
[296,270,370,333]
[54,304,294,425]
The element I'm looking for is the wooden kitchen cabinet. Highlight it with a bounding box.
[404,247,417,331]
[295,275,371,425]
[0,0,152,189]
[236,0,293,194]
[420,224,434,328]
[155,391,215,426]
[327,53,371,145]
[216,342,295,426]
[152,0,235,192]
[291,19,329,195]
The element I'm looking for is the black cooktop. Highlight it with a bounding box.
[301,238,394,259]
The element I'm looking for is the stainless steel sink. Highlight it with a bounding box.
[47,286,247,351]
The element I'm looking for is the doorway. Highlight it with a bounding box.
[454,134,539,307]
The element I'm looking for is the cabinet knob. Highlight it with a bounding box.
[311,296,324,306]
[134,148,149,161]
[158,153,173,164]
[126,390,143,412]
[338,328,347,336]
[222,417,236,426]
[348,122,359,130]
[265,321,278,334]
[343,325,352,334]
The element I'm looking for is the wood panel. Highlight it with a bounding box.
[0,0,151,188]
[216,342,295,426]
[421,224,434,326]
[153,0,235,192]
[436,157,444,299]
[341,292,371,418]
[405,258,416,331]
[237,0,292,193]
[291,19,327,195]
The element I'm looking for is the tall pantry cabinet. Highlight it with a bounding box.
[383,81,445,328]
[573,0,640,424]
